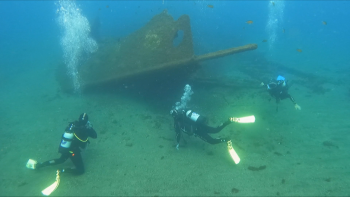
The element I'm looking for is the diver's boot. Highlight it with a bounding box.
[35,162,44,169]
[35,162,48,169]
[218,119,231,130]
[229,117,236,122]
[225,119,232,125]
[35,160,53,169]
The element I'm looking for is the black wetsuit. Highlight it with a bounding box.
[38,121,97,175]
[174,112,231,145]
[267,80,296,104]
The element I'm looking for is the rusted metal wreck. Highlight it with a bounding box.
[56,10,258,92]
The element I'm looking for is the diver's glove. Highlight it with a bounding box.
[294,104,301,110]
[176,143,180,150]
[86,121,93,129]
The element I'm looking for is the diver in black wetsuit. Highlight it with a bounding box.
[170,109,232,149]
[36,113,97,175]
[261,75,301,111]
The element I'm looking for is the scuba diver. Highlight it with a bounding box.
[34,113,97,175]
[261,75,301,112]
[170,109,232,150]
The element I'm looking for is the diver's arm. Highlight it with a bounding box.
[260,81,268,87]
[88,128,97,139]
[289,94,301,110]
[175,123,181,143]
[289,94,296,104]
[174,121,181,149]
[275,97,281,103]
[84,121,97,138]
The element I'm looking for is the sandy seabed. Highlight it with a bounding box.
[1,60,350,196]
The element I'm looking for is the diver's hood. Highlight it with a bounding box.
[276,75,285,81]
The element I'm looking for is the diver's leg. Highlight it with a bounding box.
[37,153,69,169]
[196,131,225,144]
[63,151,85,175]
[203,119,231,134]
[276,97,281,112]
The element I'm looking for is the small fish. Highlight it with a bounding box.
[282,28,285,33]
[207,5,214,8]
[262,39,267,42]
[323,141,339,149]
[246,20,253,24]
[106,5,109,8]
[272,1,275,6]
[322,21,327,25]
[296,49,302,53]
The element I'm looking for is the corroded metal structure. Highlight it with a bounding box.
[56,10,257,92]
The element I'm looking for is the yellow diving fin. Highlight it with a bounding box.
[26,159,38,169]
[230,115,255,123]
[227,140,240,164]
[41,170,60,196]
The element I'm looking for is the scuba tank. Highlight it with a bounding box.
[185,110,206,124]
[59,123,75,150]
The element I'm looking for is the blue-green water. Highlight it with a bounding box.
[1,1,349,196]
